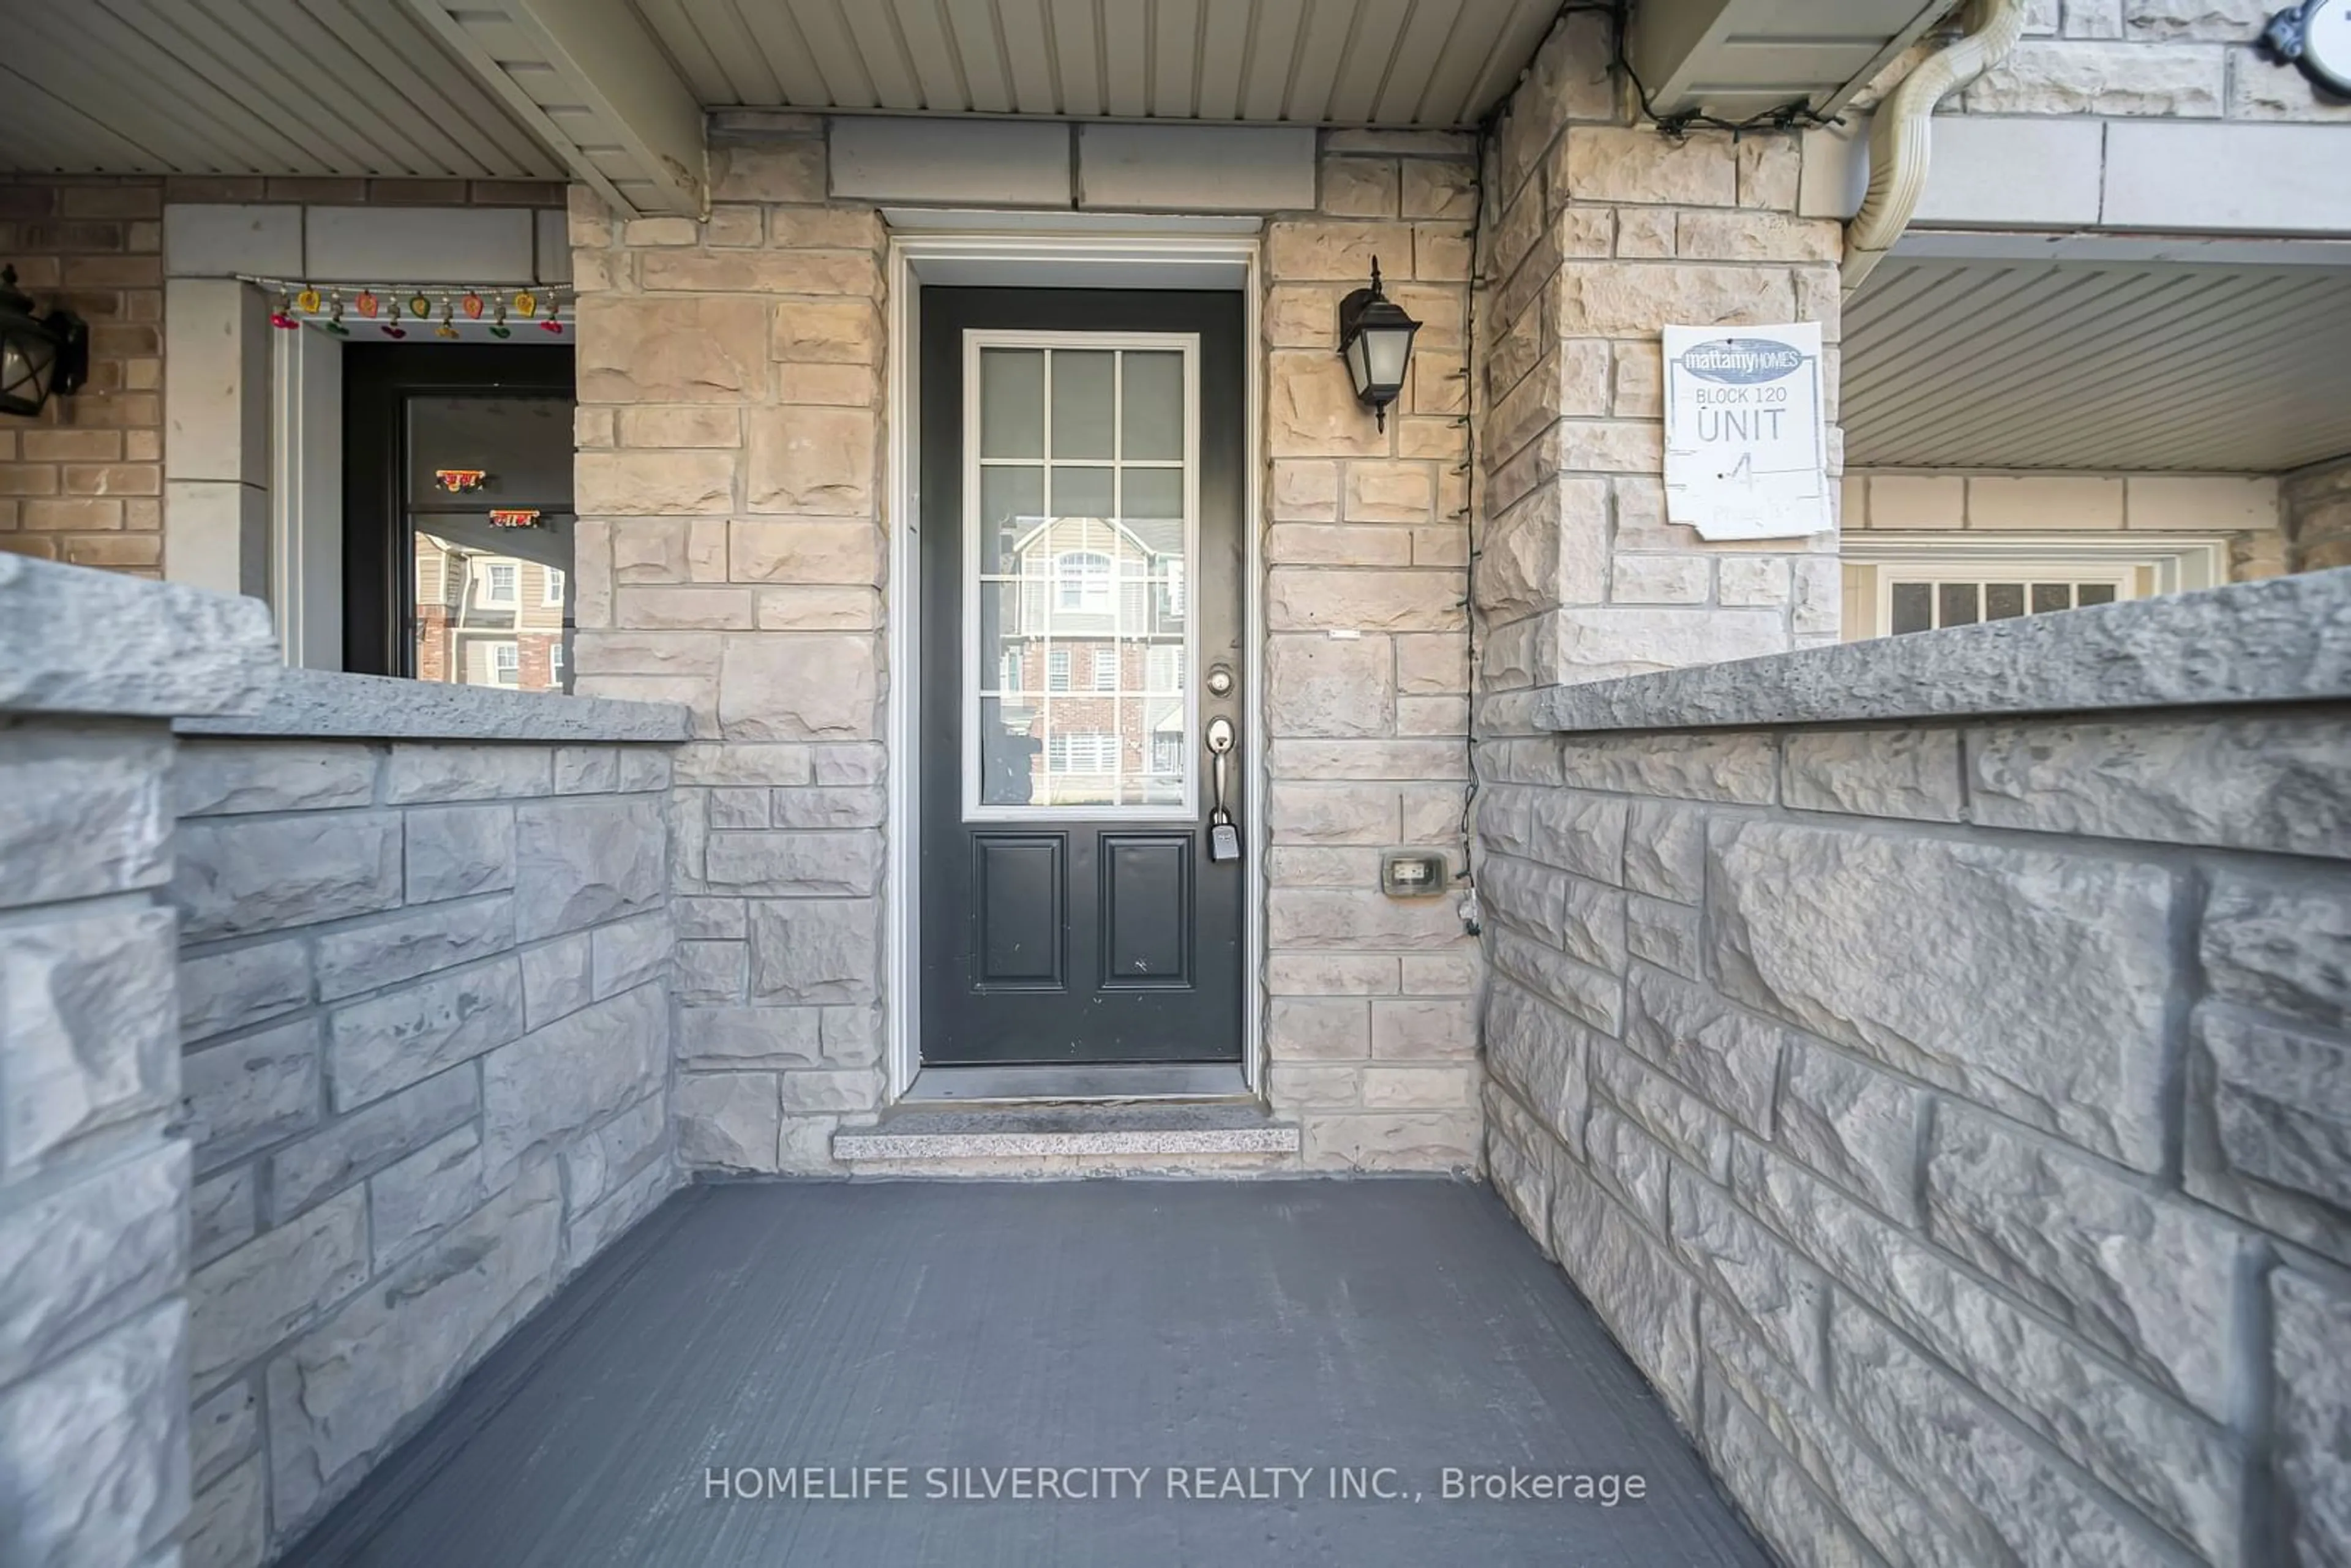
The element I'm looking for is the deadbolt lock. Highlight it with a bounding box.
[1204,664,1235,698]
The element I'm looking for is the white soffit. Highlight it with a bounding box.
[1843,257,2351,474]
[0,0,562,180]
[629,0,1564,126]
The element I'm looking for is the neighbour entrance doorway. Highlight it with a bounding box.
[918,289,1246,1068]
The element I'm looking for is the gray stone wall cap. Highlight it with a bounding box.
[0,555,280,718]
[1537,568,2351,733]
[178,666,692,743]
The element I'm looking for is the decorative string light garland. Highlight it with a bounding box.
[239,277,573,339]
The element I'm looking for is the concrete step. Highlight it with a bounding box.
[832,1103,1301,1167]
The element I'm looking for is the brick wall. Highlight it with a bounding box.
[171,733,679,1566]
[0,176,167,574]
[1479,649,2351,1566]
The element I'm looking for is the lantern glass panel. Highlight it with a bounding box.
[1363,324,1414,393]
[1,328,56,415]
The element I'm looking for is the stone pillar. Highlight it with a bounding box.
[0,555,276,1567]
[568,121,891,1172]
[1261,132,1487,1169]
[1472,13,1843,735]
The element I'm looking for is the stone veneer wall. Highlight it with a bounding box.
[1955,0,2350,121]
[1258,133,1483,1168]
[2285,456,2351,576]
[1472,10,1842,739]
[568,123,1488,1171]
[1479,574,2351,1568]
[168,699,684,1565]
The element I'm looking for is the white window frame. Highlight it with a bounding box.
[542,565,566,606]
[1056,549,1114,613]
[960,328,1201,823]
[1046,647,1072,691]
[1090,643,1119,692]
[1840,534,2231,640]
[479,560,519,607]
[489,640,520,685]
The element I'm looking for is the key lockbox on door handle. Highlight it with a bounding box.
[1205,716,1240,862]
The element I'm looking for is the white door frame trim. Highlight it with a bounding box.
[882,227,1267,1105]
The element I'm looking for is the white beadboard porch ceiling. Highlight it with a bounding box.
[636,0,1564,125]
[0,0,564,178]
[1843,257,2351,475]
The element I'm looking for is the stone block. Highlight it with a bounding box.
[1302,1110,1477,1170]
[768,784,887,830]
[563,1092,667,1215]
[1527,789,1627,882]
[519,932,593,1031]
[676,1073,781,1172]
[265,1163,560,1532]
[180,936,311,1048]
[191,1166,257,1269]
[190,1379,257,1493]
[1775,1041,1923,1225]
[2273,1267,2351,1568]
[1267,954,1400,996]
[403,805,517,905]
[1553,262,1793,338]
[1267,568,1463,632]
[1924,1101,2240,1421]
[1710,819,2173,1169]
[367,1124,484,1270]
[705,830,882,896]
[553,747,620,793]
[1563,732,1775,805]
[185,1454,263,1568]
[678,1006,823,1068]
[514,797,666,940]
[1267,888,1466,949]
[173,741,377,817]
[1557,127,1738,205]
[773,298,885,366]
[1968,714,2351,858]
[1625,894,1700,978]
[1548,1155,1701,1424]
[1267,352,1393,458]
[1622,800,1706,902]
[746,406,876,516]
[748,899,879,1003]
[1742,1142,2238,1559]
[2188,1005,2351,1262]
[189,1187,367,1390]
[1586,1097,1671,1232]
[1370,996,1477,1059]
[0,726,172,906]
[267,1065,478,1223]
[677,941,749,1004]
[591,911,675,997]
[1594,1044,1736,1184]
[1670,1164,1827,1382]
[325,958,525,1111]
[1828,1306,2200,1568]
[577,294,770,403]
[1269,997,1370,1060]
[480,983,666,1190]
[1265,634,1393,736]
[727,520,883,586]
[1783,727,1963,822]
[313,894,514,1000]
[617,748,671,793]
[1622,965,1783,1135]
[1967,39,2225,116]
[717,634,879,741]
[0,1140,184,1390]
[1490,926,1623,1033]
[576,451,735,516]
[611,519,729,585]
[384,745,552,804]
[174,812,403,941]
[0,1302,189,1568]
[181,1019,320,1170]
[1483,1084,1564,1242]
[6,906,176,1171]
[1267,782,1398,846]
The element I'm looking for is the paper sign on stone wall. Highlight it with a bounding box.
[1662,323,1831,541]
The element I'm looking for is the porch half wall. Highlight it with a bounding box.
[1477,568,2351,1568]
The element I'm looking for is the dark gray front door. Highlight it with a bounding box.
[919,289,1245,1065]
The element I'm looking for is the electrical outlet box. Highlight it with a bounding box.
[1381,850,1449,898]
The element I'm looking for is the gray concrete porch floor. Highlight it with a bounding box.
[286,1180,1771,1567]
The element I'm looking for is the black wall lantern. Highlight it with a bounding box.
[0,265,91,418]
[1337,258,1420,430]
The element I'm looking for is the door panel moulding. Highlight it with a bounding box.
[884,229,1267,1105]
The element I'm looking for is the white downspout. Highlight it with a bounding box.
[1842,0,2030,296]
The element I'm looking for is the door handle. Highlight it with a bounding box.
[1205,716,1240,862]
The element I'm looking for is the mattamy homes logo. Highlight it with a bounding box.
[1674,337,1807,385]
